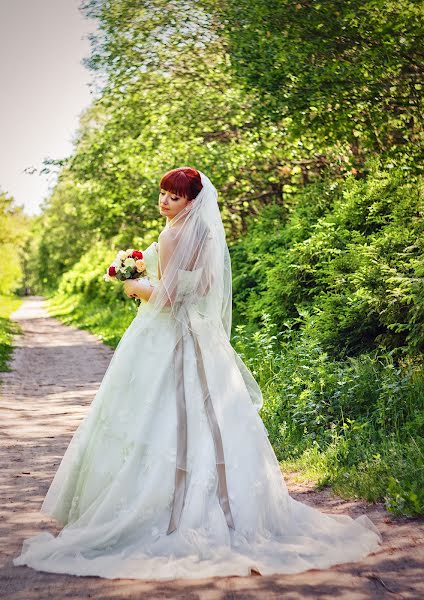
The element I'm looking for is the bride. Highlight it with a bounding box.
[13,167,382,580]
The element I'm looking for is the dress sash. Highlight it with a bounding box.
[166,308,235,534]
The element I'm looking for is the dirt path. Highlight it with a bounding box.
[0,296,423,599]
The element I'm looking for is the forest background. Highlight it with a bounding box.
[1,0,423,516]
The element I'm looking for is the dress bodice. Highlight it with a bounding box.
[142,241,159,284]
[142,241,203,301]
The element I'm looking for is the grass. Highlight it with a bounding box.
[0,294,24,377]
[45,290,138,348]
[232,314,424,517]
[279,431,424,515]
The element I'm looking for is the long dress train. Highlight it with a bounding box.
[12,241,382,580]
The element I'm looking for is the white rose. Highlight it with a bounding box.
[124,257,136,268]
[117,250,127,260]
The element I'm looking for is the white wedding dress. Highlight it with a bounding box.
[13,241,382,580]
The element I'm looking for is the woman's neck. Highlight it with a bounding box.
[166,210,188,230]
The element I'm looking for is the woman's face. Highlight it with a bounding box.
[158,188,192,220]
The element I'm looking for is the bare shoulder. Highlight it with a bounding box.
[158,228,174,241]
[158,228,179,246]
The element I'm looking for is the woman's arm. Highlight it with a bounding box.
[157,229,178,282]
[155,230,179,306]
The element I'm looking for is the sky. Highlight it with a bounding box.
[0,0,98,216]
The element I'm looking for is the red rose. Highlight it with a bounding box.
[132,250,143,259]
[108,265,117,276]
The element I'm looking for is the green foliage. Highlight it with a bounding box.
[229,158,423,515]
[34,0,423,287]
[56,239,117,300]
[232,160,424,357]
[0,295,23,378]
[211,0,423,163]
[40,0,418,287]
[233,316,424,516]
[0,192,33,295]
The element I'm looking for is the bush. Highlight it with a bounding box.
[232,315,424,516]
[232,160,424,357]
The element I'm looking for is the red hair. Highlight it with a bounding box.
[159,167,203,201]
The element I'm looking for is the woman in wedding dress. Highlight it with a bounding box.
[13,167,382,580]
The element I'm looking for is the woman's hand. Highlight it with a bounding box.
[123,278,155,302]
[123,279,140,299]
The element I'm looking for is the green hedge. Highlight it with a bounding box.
[231,159,424,358]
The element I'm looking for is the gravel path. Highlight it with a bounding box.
[0,296,423,599]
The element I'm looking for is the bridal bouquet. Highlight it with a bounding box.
[103,248,148,306]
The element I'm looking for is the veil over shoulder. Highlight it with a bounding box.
[148,170,234,341]
[12,171,382,580]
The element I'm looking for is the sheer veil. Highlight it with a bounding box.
[145,170,232,340]
[139,169,263,414]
